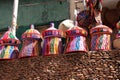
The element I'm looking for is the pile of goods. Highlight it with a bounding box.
[0,0,119,59]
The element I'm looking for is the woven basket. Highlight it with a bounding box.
[90,24,112,51]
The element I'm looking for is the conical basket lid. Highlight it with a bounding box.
[42,23,63,38]
[66,22,88,36]
[0,28,20,45]
[90,24,112,34]
[22,24,42,40]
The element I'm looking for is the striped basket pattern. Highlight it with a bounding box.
[90,24,112,51]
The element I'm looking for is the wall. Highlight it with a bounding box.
[0,0,69,30]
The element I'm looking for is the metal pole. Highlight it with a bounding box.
[11,0,19,36]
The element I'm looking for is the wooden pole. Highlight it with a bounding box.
[69,0,75,20]
[11,0,19,36]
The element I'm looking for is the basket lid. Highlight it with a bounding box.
[90,24,112,34]
[66,21,88,36]
[22,24,42,40]
[0,27,20,45]
[42,23,63,38]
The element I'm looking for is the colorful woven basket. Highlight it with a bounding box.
[19,25,42,58]
[22,25,41,39]
[77,10,93,28]
[42,23,63,56]
[0,28,20,60]
[64,23,88,53]
[90,24,112,51]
